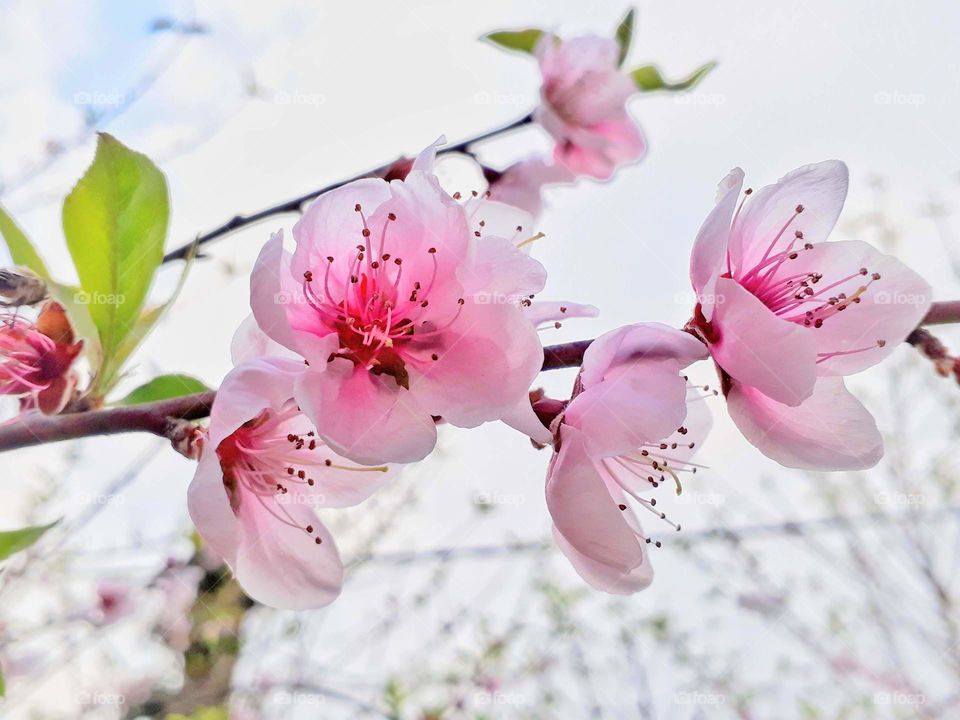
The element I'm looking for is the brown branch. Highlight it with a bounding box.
[1,301,959,454]
[160,112,535,263]
[906,328,960,384]
[922,301,960,326]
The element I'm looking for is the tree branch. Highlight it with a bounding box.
[160,112,535,263]
[1,301,959,454]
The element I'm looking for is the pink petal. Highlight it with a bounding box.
[465,236,547,301]
[296,359,438,465]
[291,178,392,279]
[709,277,817,406]
[250,230,338,365]
[690,168,744,305]
[547,427,652,593]
[409,299,544,428]
[726,376,882,470]
[230,314,298,364]
[772,240,932,375]
[410,136,446,174]
[207,357,302,448]
[463,198,536,249]
[234,497,343,609]
[552,113,646,180]
[187,450,240,567]
[566,323,707,458]
[731,160,848,275]
[500,396,553,445]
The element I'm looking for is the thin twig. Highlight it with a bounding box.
[160,112,534,263]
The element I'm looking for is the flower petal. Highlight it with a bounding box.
[187,450,240,567]
[547,427,652,593]
[709,277,817,406]
[524,301,599,329]
[296,359,438,465]
[772,240,932,375]
[234,498,343,609]
[409,299,544,428]
[731,160,848,275]
[726,376,882,470]
[690,168,743,304]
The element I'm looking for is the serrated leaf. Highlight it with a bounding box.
[615,9,636,66]
[0,520,59,562]
[483,28,545,55]
[0,204,53,280]
[630,61,717,92]
[115,373,210,406]
[62,133,169,395]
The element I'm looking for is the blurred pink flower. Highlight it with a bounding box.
[188,357,395,609]
[535,35,646,180]
[689,161,931,469]
[93,581,135,626]
[0,302,82,414]
[250,143,546,465]
[545,323,710,593]
[485,156,574,217]
[155,564,204,652]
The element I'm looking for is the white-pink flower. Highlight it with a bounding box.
[92,580,136,626]
[187,357,394,610]
[250,143,547,465]
[485,156,574,217]
[535,35,646,180]
[689,161,932,470]
[545,323,710,593]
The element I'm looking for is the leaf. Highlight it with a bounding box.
[0,664,5,697]
[108,242,197,383]
[62,133,169,394]
[483,29,545,55]
[0,204,53,280]
[115,373,211,406]
[0,520,59,562]
[615,9,636,66]
[629,61,717,92]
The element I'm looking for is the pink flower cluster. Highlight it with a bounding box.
[186,40,931,608]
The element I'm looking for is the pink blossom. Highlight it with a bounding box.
[250,143,546,465]
[485,156,574,217]
[92,580,135,625]
[545,323,710,593]
[535,35,646,180]
[0,301,82,414]
[688,161,931,470]
[187,357,395,609]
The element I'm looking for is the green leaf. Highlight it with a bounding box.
[0,204,53,280]
[483,29,545,55]
[62,133,169,395]
[0,664,5,697]
[115,373,211,406]
[0,520,59,562]
[629,61,717,92]
[615,9,636,66]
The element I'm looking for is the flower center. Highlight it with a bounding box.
[216,401,387,544]
[0,316,56,393]
[299,205,464,389]
[729,191,887,364]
